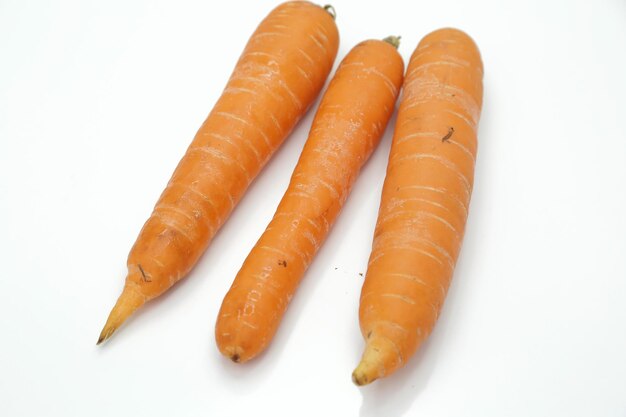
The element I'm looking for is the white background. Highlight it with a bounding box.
[1,0,625,416]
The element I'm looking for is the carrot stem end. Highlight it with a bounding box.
[383,35,401,49]
[323,4,336,19]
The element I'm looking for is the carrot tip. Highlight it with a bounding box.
[97,284,145,346]
[352,362,377,386]
[353,339,394,386]
[352,370,367,386]
[220,345,246,363]
[96,325,115,345]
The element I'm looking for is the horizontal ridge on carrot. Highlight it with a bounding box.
[215,36,405,363]
[97,1,339,344]
[352,28,484,385]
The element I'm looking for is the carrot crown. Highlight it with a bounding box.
[383,35,401,49]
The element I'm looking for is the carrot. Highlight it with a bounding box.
[215,37,405,363]
[97,1,339,345]
[352,28,484,385]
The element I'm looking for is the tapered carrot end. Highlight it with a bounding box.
[221,345,246,364]
[352,347,382,386]
[216,312,263,363]
[352,366,373,386]
[97,324,117,345]
[352,337,403,386]
[96,333,107,345]
[97,285,146,345]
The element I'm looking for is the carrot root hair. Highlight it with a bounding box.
[97,285,146,345]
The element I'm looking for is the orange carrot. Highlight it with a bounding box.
[352,28,484,385]
[97,1,338,344]
[215,37,404,363]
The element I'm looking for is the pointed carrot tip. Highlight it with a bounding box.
[352,362,376,386]
[96,326,114,346]
[353,339,395,386]
[97,285,146,346]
